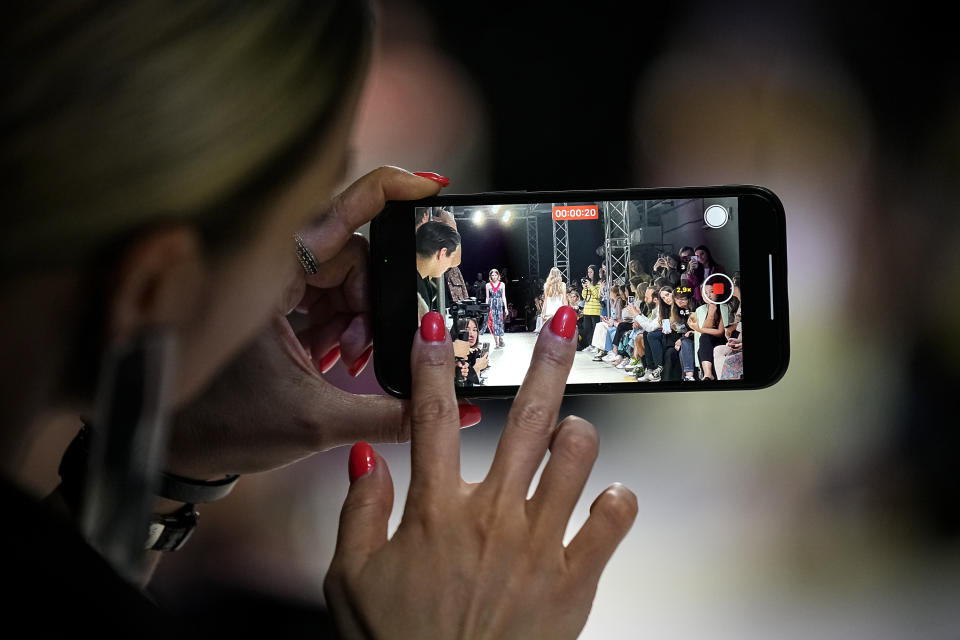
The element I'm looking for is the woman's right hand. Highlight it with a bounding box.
[474,353,489,373]
[325,309,637,639]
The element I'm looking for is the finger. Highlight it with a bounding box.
[565,483,638,580]
[332,445,394,571]
[485,306,578,497]
[296,313,353,370]
[302,234,370,312]
[409,311,461,493]
[305,382,482,451]
[302,166,445,262]
[527,416,598,543]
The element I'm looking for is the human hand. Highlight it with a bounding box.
[325,309,637,638]
[675,339,681,351]
[166,168,480,480]
[684,331,694,338]
[475,353,489,372]
[453,339,471,359]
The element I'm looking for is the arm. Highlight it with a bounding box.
[485,283,490,303]
[501,283,507,309]
[698,306,726,337]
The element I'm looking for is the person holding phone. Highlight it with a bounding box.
[688,284,734,380]
[455,317,488,385]
[485,268,507,349]
[671,286,698,382]
[636,286,675,382]
[580,264,603,353]
[1,2,638,636]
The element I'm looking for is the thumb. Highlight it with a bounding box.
[333,443,394,570]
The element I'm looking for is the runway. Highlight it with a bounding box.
[478,331,638,387]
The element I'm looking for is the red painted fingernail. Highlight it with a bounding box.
[458,404,482,428]
[420,311,445,342]
[318,345,341,374]
[413,171,451,188]
[348,345,374,377]
[550,305,578,340]
[348,442,375,483]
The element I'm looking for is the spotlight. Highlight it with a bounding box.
[501,210,512,224]
[472,210,485,226]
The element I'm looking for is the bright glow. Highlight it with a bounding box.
[492,205,502,215]
[501,210,512,224]
[472,210,485,226]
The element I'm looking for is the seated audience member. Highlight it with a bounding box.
[591,285,623,359]
[670,286,697,382]
[566,289,589,351]
[688,284,735,380]
[651,254,681,289]
[636,286,675,382]
[695,245,727,279]
[678,246,704,305]
[628,258,652,284]
[455,317,489,386]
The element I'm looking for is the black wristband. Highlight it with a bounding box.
[157,471,239,504]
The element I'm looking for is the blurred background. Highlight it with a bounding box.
[22,1,960,637]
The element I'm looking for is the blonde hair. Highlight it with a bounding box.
[544,266,565,298]
[2,2,370,273]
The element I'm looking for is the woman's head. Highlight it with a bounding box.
[609,285,620,302]
[695,245,715,267]
[628,259,644,277]
[1,2,373,407]
[458,317,480,347]
[544,267,564,297]
[585,264,597,285]
[489,269,501,282]
[659,286,674,306]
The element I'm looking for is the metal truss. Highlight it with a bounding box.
[603,200,630,290]
[552,216,570,284]
[525,215,540,282]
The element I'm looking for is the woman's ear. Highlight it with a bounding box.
[108,226,205,345]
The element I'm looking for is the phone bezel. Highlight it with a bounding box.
[371,185,789,398]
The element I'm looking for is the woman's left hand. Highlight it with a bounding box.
[166,167,475,480]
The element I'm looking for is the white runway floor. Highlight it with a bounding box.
[478,331,638,387]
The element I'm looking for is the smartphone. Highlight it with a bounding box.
[371,185,789,397]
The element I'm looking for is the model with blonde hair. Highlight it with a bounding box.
[536,266,566,332]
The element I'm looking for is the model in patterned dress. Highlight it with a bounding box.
[485,268,507,348]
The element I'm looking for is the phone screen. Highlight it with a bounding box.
[413,196,743,386]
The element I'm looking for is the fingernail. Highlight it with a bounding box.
[348,442,376,483]
[348,345,374,377]
[318,345,341,374]
[458,403,482,428]
[550,305,578,340]
[412,171,451,188]
[420,311,445,342]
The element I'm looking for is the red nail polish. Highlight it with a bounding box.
[420,311,445,342]
[348,442,376,483]
[412,171,451,188]
[318,345,341,374]
[348,345,373,377]
[458,404,482,428]
[550,306,578,340]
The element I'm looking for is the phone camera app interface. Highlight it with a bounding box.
[414,198,742,387]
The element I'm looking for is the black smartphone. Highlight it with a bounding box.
[371,185,789,397]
